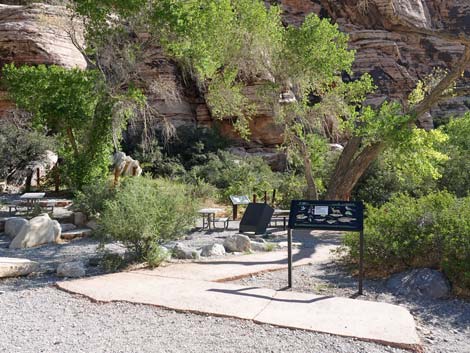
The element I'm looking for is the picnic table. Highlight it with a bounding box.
[8,192,52,216]
[198,208,226,230]
[270,209,290,230]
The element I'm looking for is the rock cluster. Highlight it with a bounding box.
[386,268,451,299]
[9,214,61,249]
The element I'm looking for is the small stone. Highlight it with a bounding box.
[223,234,251,252]
[250,241,267,252]
[386,268,451,299]
[73,212,87,227]
[172,243,200,260]
[56,261,86,278]
[201,243,226,257]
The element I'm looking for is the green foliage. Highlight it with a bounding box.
[438,113,470,197]
[0,121,55,180]
[74,179,116,218]
[343,192,470,293]
[274,173,306,209]
[2,64,144,189]
[98,176,197,264]
[190,151,279,202]
[129,126,228,177]
[354,128,448,206]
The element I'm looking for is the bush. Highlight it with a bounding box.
[191,151,280,202]
[98,176,197,266]
[0,121,56,181]
[438,113,470,197]
[74,178,116,218]
[343,191,470,294]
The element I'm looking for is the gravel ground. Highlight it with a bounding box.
[0,284,408,353]
[1,226,469,352]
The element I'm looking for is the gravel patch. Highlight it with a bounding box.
[0,285,408,353]
[232,261,470,353]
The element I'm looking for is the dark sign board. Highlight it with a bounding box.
[239,203,274,234]
[229,195,251,205]
[288,200,363,231]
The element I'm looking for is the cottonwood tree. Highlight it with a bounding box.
[69,0,470,199]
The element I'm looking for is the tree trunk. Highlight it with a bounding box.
[294,136,318,199]
[66,127,79,157]
[325,140,384,200]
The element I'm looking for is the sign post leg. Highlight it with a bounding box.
[358,230,364,295]
[288,228,292,288]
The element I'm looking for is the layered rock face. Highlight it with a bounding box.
[1,1,470,159]
[0,3,86,118]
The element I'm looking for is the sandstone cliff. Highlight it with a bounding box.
[1,1,469,159]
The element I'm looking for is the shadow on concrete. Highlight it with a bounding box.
[208,286,333,304]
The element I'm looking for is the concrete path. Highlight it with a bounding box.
[57,242,421,351]
[134,243,336,282]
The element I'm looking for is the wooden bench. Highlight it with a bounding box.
[213,217,230,230]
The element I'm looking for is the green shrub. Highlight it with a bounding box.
[191,151,280,202]
[343,191,470,294]
[74,179,116,218]
[274,173,306,209]
[438,113,470,197]
[98,176,197,266]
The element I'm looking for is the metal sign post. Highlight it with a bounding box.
[287,200,365,295]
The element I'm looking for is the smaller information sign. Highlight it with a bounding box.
[288,200,364,232]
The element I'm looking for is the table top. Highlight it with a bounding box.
[198,208,224,214]
[20,192,46,199]
[273,209,290,216]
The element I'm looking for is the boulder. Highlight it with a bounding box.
[9,214,61,249]
[223,234,251,253]
[386,268,451,299]
[56,261,86,278]
[172,243,200,260]
[73,212,87,227]
[0,257,39,278]
[201,243,226,257]
[4,217,28,239]
[86,219,99,230]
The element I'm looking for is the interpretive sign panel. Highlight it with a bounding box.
[286,200,365,294]
[229,195,251,205]
[288,200,363,232]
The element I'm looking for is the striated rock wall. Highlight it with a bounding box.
[0,3,86,119]
[1,1,470,161]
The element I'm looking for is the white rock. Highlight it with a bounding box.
[172,243,200,260]
[223,234,251,252]
[201,243,226,257]
[4,217,28,239]
[0,257,39,278]
[9,214,61,249]
[250,241,267,252]
[56,261,86,278]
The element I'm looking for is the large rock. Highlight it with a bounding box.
[9,214,61,249]
[223,234,252,253]
[172,243,200,260]
[4,217,28,239]
[0,257,39,278]
[201,243,226,257]
[56,261,86,278]
[386,268,451,299]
